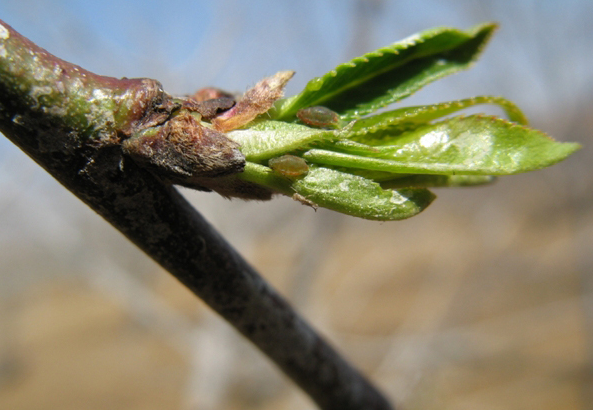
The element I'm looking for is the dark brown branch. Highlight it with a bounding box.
[0,19,393,410]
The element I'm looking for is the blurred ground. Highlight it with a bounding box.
[0,1,592,409]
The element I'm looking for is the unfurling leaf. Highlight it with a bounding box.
[227,120,350,162]
[130,24,579,221]
[302,115,580,176]
[291,167,435,221]
[273,23,497,121]
[221,24,579,221]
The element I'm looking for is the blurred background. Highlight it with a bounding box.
[0,1,592,409]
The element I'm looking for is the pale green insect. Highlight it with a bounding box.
[296,106,340,128]
[268,155,309,177]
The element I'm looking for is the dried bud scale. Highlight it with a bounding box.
[190,87,236,102]
[212,71,295,132]
[183,97,236,120]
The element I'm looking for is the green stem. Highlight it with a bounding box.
[238,162,295,195]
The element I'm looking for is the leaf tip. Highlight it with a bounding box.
[471,21,499,36]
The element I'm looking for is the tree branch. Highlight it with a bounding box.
[0,19,393,410]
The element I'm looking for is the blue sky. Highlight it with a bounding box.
[1,0,591,102]
[0,0,591,243]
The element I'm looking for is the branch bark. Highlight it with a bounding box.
[0,19,393,410]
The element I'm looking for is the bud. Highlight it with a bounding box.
[123,112,245,188]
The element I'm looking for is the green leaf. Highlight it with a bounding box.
[348,95,528,144]
[237,161,294,196]
[273,23,497,121]
[291,166,435,221]
[302,115,581,175]
[236,163,434,220]
[227,121,348,162]
[381,174,496,189]
[227,23,581,222]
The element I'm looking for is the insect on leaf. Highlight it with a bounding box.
[268,155,309,177]
[214,24,580,222]
[296,106,340,128]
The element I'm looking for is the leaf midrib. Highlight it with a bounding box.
[281,32,477,118]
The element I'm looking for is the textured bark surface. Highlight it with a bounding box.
[0,19,393,410]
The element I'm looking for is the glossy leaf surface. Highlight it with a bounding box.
[229,24,580,221]
[291,166,435,221]
[380,174,496,189]
[273,23,497,121]
[349,95,528,144]
[228,121,346,162]
[303,116,580,175]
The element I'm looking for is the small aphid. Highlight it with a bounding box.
[296,106,340,128]
[268,155,309,177]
